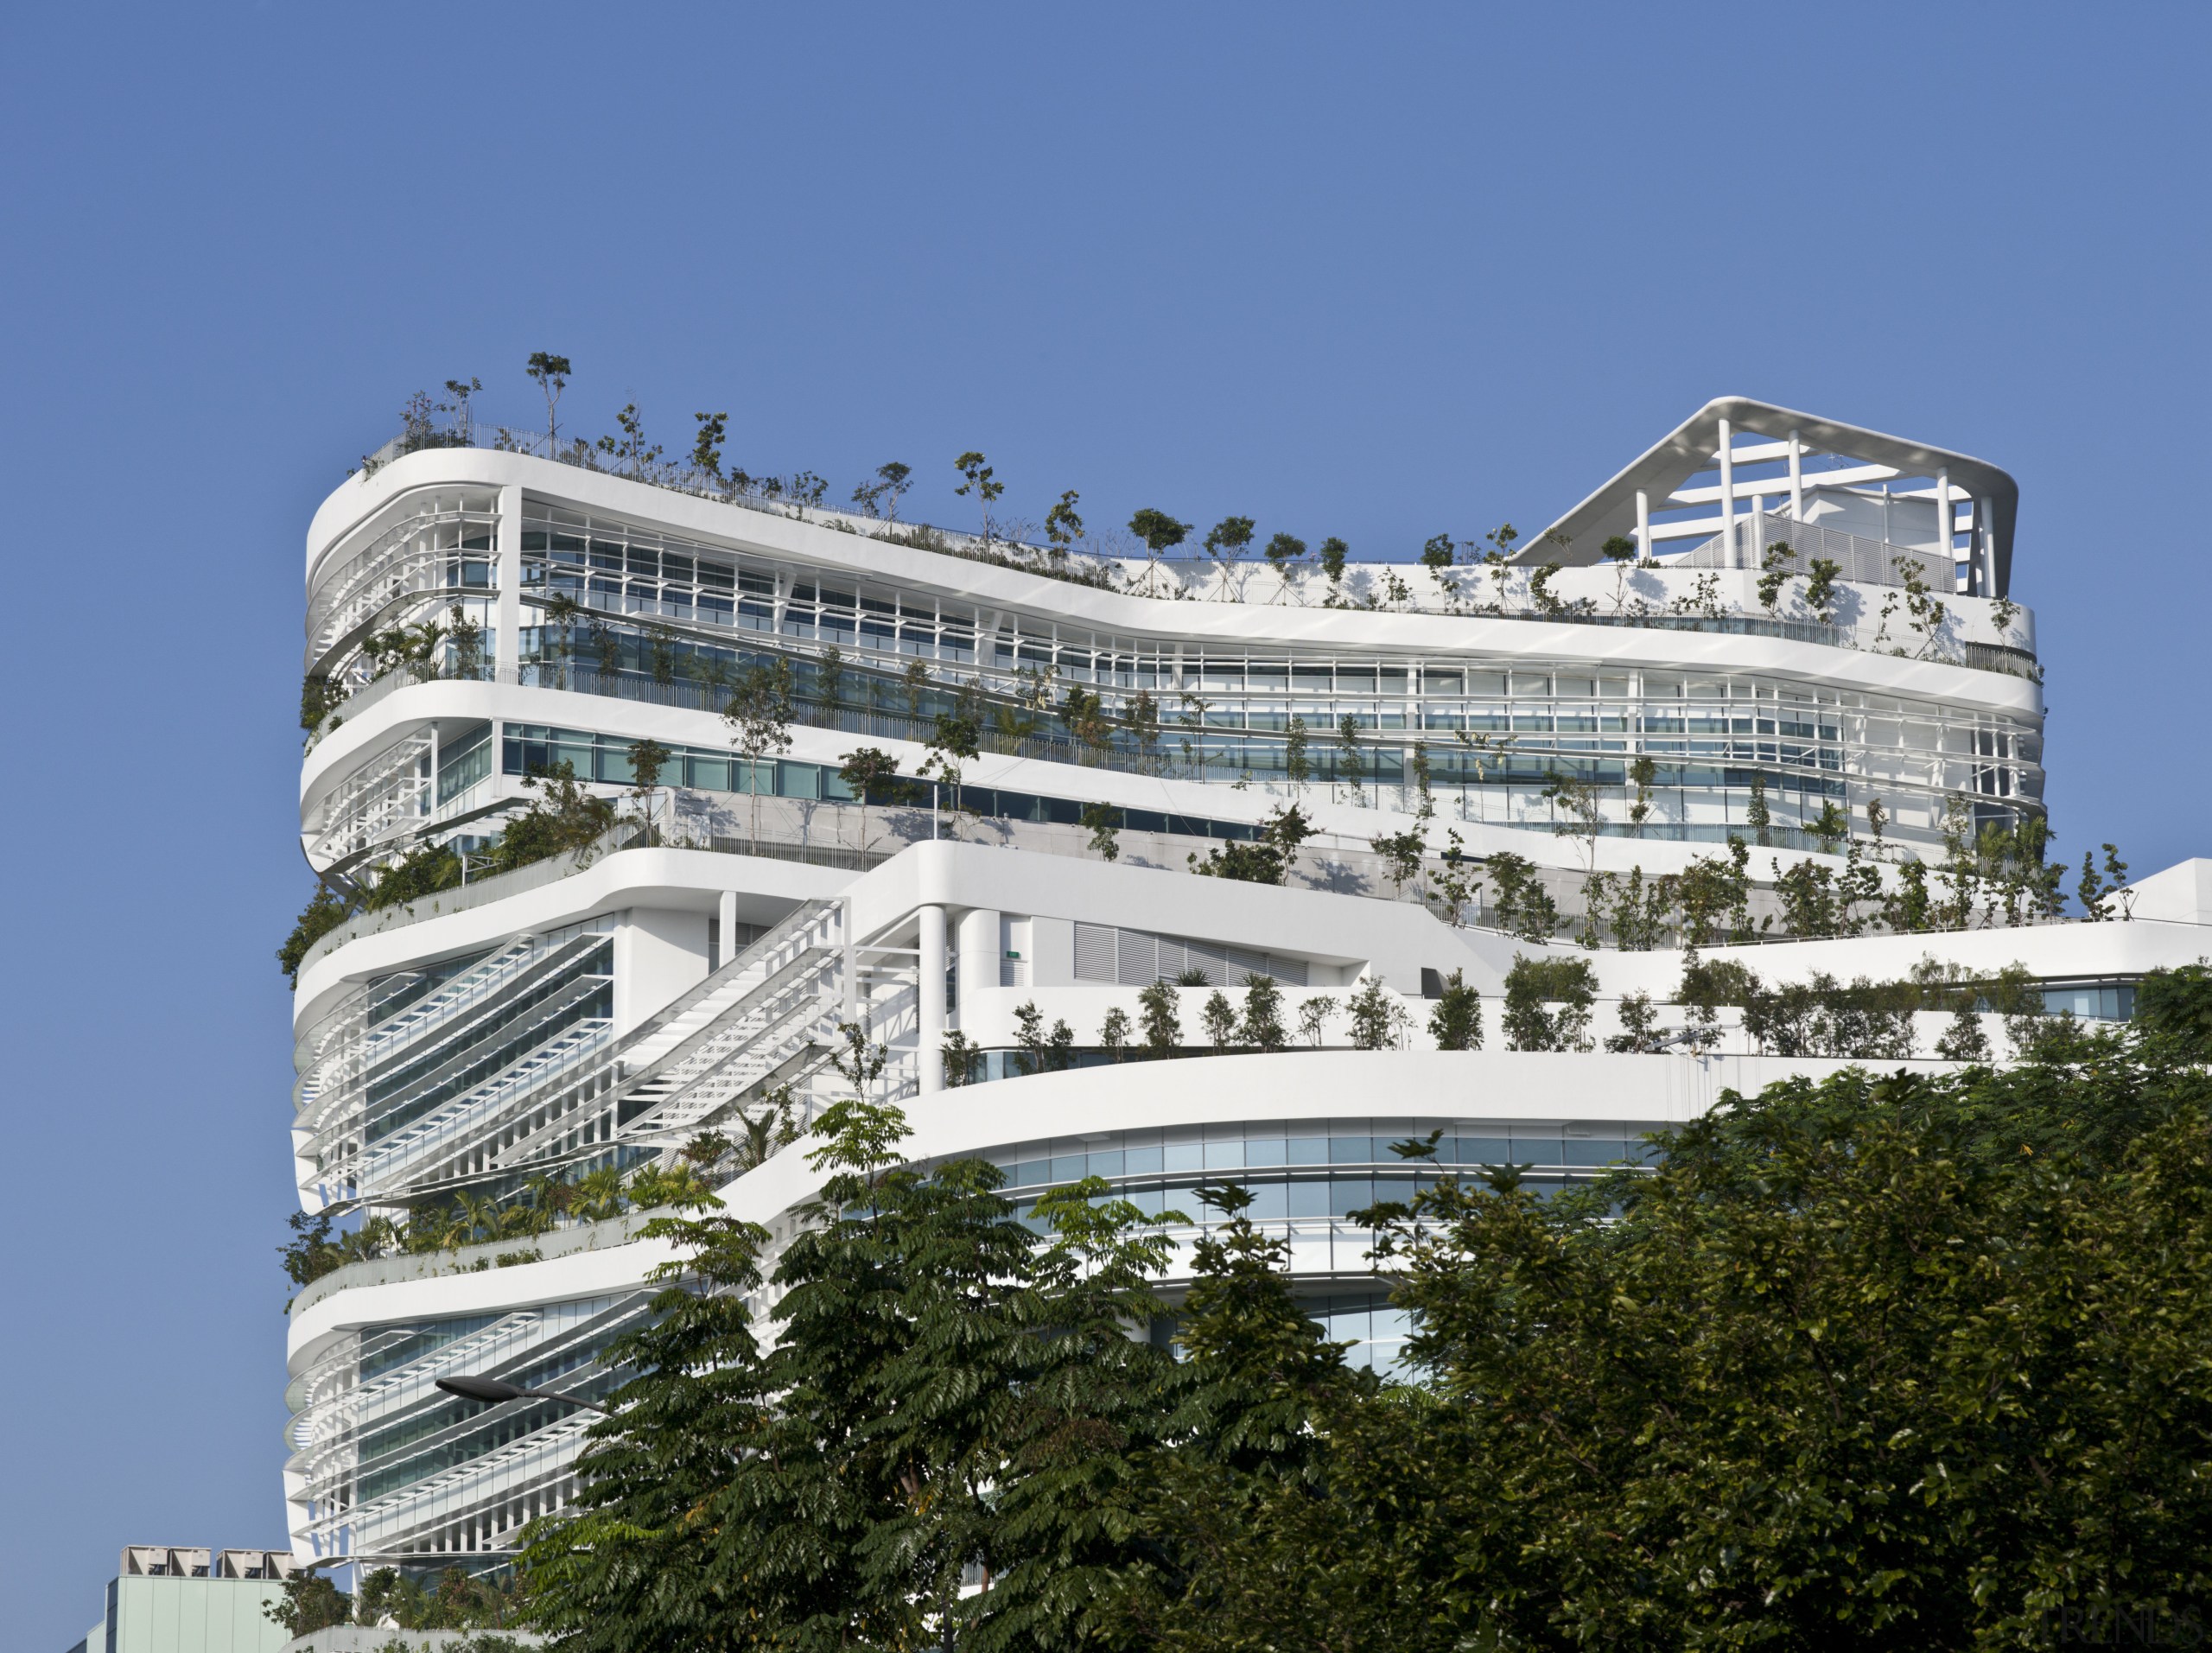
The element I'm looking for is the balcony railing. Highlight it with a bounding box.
[1684,510,1955,592]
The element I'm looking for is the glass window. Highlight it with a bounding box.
[1329,1178,1372,1217]
[1287,1135,1328,1165]
[1563,1141,1628,1167]
[1287,1179,1330,1218]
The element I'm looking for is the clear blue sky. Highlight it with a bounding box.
[1,5,2205,1646]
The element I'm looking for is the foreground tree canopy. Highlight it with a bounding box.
[518,970,2212,1650]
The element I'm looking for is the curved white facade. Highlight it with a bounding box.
[283,401,2187,1571]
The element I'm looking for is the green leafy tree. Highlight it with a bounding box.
[1502,954,1597,1051]
[722,658,795,839]
[1802,554,1842,620]
[1239,973,1287,1052]
[264,1570,351,1637]
[2078,841,2133,920]
[1605,989,1667,1052]
[689,410,727,481]
[625,736,671,838]
[1346,977,1402,1050]
[1098,1006,1132,1059]
[939,1028,979,1088]
[1335,712,1363,799]
[1044,489,1084,563]
[955,449,1005,546]
[1427,970,1483,1050]
[1317,535,1350,586]
[1675,838,1753,947]
[837,745,899,852]
[1602,532,1638,610]
[1744,770,1772,845]
[1200,989,1238,1049]
[1262,532,1306,588]
[1080,800,1121,861]
[852,460,913,519]
[1283,713,1311,791]
[1014,1001,1077,1075]
[920,708,981,838]
[1128,507,1190,556]
[1096,990,2212,1648]
[1203,514,1256,593]
[1137,978,1182,1056]
[1757,538,1795,611]
[1484,850,1560,942]
[525,351,571,445]
[1188,804,1313,886]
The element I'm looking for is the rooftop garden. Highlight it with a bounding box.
[350,358,2033,671]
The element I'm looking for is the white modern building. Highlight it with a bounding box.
[283,396,2206,1574]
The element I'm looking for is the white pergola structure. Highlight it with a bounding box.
[1519,396,2018,598]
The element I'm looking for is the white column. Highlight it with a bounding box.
[716,889,738,970]
[1979,495,1999,597]
[1934,467,1951,573]
[1634,489,1650,561]
[1788,430,1804,520]
[496,482,523,682]
[1715,418,1735,563]
[918,904,947,1095]
[841,898,859,1026]
[957,907,1001,1017]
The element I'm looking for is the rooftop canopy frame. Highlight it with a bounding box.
[1516,396,2019,599]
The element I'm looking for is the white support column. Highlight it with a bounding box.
[842,898,859,1026]
[1715,418,1735,563]
[1934,467,1952,574]
[1634,489,1650,561]
[918,905,947,1096]
[717,889,738,970]
[1788,430,1804,520]
[495,483,523,681]
[1979,495,1998,597]
[957,907,1001,1018]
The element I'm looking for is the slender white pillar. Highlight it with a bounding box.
[918,904,947,1095]
[1715,418,1735,563]
[841,898,859,1026]
[1934,467,1951,572]
[1788,430,1804,520]
[495,483,522,682]
[717,889,739,970]
[957,907,1001,1003]
[1634,489,1650,561]
[1979,494,1999,597]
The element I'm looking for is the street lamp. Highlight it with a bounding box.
[435,1374,611,1415]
